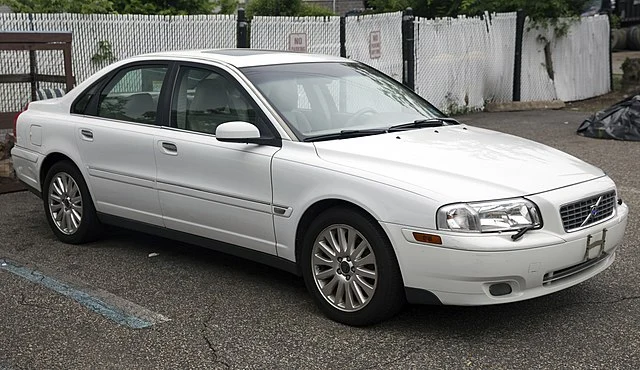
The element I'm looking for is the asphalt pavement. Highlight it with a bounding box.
[0,110,638,369]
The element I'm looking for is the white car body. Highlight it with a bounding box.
[12,50,629,312]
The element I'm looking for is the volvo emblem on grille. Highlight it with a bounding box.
[580,195,603,227]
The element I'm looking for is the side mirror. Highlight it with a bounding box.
[215,121,261,143]
[215,121,281,146]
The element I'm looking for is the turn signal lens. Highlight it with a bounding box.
[412,232,442,245]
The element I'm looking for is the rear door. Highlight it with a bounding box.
[73,63,171,226]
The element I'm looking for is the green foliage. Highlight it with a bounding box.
[367,0,411,13]
[298,3,335,16]
[247,0,335,17]
[0,0,114,13]
[459,0,589,21]
[610,13,620,29]
[367,0,590,20]
[412,0,464,18]
[0,0,216,14]
[110,0,213,15]
[91,40,116,65]
[247,0,302,17]
[214,0,238,14]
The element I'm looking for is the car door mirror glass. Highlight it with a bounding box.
[215,121,261,142]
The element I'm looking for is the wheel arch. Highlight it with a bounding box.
[40,152,79,188]
[294,198,395,269]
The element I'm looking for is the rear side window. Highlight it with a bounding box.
[96,65,168,124]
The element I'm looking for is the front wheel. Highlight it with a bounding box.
[301,207,405,326]
[43,161,102,244]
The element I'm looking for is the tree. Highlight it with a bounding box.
[0,0,222,14]
[246,0,335,17]
[247,0,302,17]
[110,0,214,15]
[214,0,238,14]
[367,0,590,20]
[0,0,114,13]
[459,0,590,20]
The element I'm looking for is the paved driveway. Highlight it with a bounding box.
[0,110,638,369]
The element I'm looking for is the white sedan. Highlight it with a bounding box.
[11,50,629,326]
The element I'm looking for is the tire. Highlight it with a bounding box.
[628,27,640,50]
[618,28,628,50]
[42,160,102,244]
[612,30,620,51]
[301,207,405,326]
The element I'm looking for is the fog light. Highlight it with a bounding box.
[489,283,512,296]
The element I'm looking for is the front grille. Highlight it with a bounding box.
[560,191,616,232]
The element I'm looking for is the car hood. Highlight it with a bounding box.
[313,125,604,202]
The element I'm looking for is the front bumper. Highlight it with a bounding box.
[383,184,629,306]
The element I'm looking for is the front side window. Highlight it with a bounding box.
[97,65,168,124]
[171,66,268,136]
[241,62,442,139]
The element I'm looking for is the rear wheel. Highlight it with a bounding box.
[43,161,101,244]
[301,207,405,326]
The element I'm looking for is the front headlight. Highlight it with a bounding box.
[437,198,542,233]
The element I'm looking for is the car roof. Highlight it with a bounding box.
[142,49,350,68]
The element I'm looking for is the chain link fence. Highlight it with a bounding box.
[0,11,614,116]
[345,12,403,81]
[0,13,237,113]
[415,13,517,114]
[250,16,341,55]
[521,15,610,102]
[0,13,32,113]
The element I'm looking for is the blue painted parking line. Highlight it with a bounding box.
[0,258,169,329]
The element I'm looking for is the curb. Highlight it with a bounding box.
[485,100,566,112]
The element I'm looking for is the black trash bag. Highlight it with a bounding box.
[577,95,640,141]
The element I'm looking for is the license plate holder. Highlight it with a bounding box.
[585,228,607,260]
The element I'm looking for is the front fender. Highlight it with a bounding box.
[271,142,438,263]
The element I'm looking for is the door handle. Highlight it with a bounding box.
[160,141,178,155]
[80,129,93,141]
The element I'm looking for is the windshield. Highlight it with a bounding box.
[241,62,443,140]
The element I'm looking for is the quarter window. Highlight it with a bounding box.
[97,66,168,124]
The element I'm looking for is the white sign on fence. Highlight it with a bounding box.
[369,31,381,59]
[289,33,307,53]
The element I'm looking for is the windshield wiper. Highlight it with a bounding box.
[388,117,461,132]
[303,129,388,142]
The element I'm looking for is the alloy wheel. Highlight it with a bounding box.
[48,172,83,235]
[311,224,378,312]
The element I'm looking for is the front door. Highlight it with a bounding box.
[154,64,281,254]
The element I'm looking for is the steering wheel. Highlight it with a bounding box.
[346,107,377,127]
